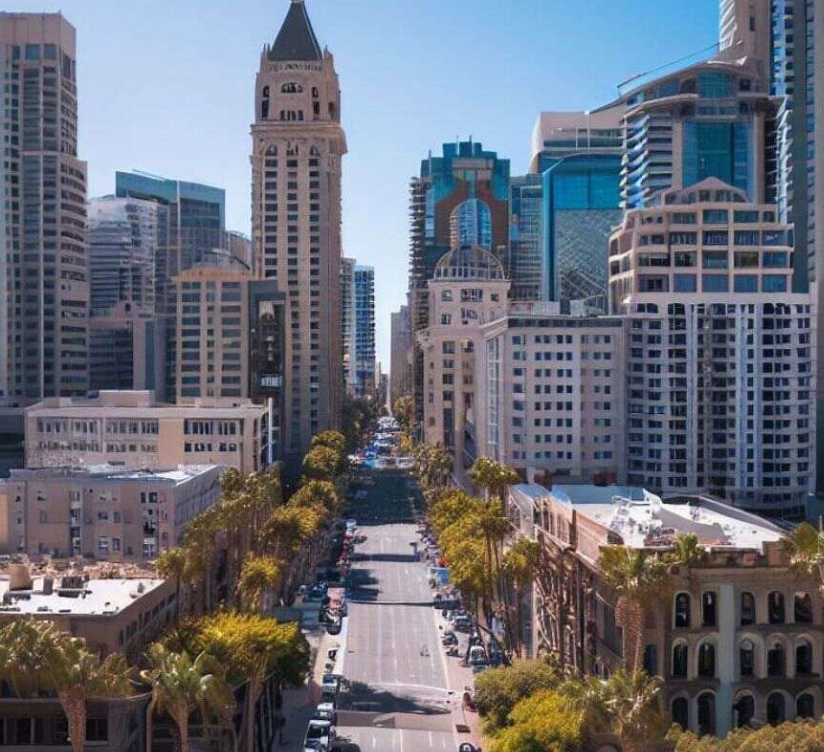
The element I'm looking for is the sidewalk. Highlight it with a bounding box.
[433,608,484,750]
[277,605,349,752]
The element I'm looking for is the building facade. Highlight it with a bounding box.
[529,110,624,308]
[354,264,376,399]
[390,303,412,407]
[0,13,89,407]
[341,256,356,395]
[1,464,222,561]
[251,0,347,463]
[482,312,626,485]
[609,180,815,517]
[523,482,824,737]
[24,390,270,473]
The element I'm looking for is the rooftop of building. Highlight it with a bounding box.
[433,245,506,282]
[521,483,785,553]
[26,390,267,417]
[268,0,322,62]
[0,560,164,618]
[566,485,783,551]
[5,464,220,484]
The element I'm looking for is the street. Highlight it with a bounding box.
[334,472,458,751]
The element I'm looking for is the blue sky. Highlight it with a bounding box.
[13,0,718,367]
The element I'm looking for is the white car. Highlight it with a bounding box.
[305,719,334,749]
[314,701,337,723]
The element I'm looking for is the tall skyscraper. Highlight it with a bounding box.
[340,256,356,396]
[354,264,375,399]
[252,0,347,462]
[408,141,509,426]
[0,14,89,406]
[115,170,229,401]
[508,175,544,301]
[528,110,624,309]
[390,303,412,407]
[87,196,162,392]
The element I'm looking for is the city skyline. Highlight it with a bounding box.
[3,0,718,367]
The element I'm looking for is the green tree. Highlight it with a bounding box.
[393,395,414,433]
[469,457,521,506]
[237,555,284,613]
[45,634,134,752]
[0,618,54,697]
[193,612,310,752]
[502,538,541,655]
[474,660,562,733]
[785,522,824,582]
[140,643,234,752]
[601,669,665,752]
[489,690,585,752]
[289,479,339,514]
[157,547,190,622]
[668,533,708,570]
[670,718,824,752]
[302,445,341,482]
[310,430,346,458]
[598,546,668,673]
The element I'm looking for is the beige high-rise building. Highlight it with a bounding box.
[251,0,347,464]
[341,257,356,396]
[0,14,89,407]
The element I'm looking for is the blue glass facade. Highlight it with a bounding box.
[540,154,622,305]
[682,121,753,197]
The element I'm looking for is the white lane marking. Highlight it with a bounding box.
[377,601,383,684]
[398,728,404,752]
[428,731,433,747]
[372,735,376,749]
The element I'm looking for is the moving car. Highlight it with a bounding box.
[305,719,334,749]
[314,702,337,723]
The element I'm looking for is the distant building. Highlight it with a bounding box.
[25,391,270,473]
[409,141,510,427]
[508,175,544,301]
[0,14,89,407]
[520,482,824,736]
[251,0,347,462]
[390,303,412,407]
[341,257,356,395]
[354,265,376,399]
[528,110,624,309]
[0,464,222,561]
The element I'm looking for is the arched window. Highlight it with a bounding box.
[766,692,785,726]
[740,592,755,625]
[449,199,492,251]
[697,692,716,736]
[735,694,755,728]
[643,644,658,675]
[261,100,269,119]
[698,642,716,678]
[796,640,813,675]
[309,146,320,156]
[674,593,691,628]
[281,82,303,93]
[739,639,754,676]
[797,692,815,719]
[702,591,717,627]
[262,86,269,98]
[768,591,785,624]
[795,593,813,623]
[671,697,689,730]
[312,86,319,98]
[768,640,785,677]
[672,643,688,678]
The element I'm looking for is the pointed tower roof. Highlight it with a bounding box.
[268,0,322,62]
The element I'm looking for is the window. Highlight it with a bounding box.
[643,644,658,675]
[762,274,788,292]
[672,643,688,678]
[740,639,754,676]
[697,692,716,736]
[766,692,785,726]
[734,274,758,292]
[795,593,813,623]
[702,274,729,292]
[674,593,690,628]
[674,274,697,292]
[767,640,785,676]
[796,640,813,675]
[698,642,716,677]
[797,693,815,719]
[735,694,755,728]
[703,209,729,223]
[740,592,755,625]
[702,592,717,627]
[281,82,303,93]
[768,591,785,624]
[671,697,689,730]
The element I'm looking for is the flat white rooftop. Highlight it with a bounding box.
[549,485,784,552]
[6,464,220,483]
[0,577,164,617]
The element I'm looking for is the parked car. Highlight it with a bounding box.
[441,631,458,646]
[305,719,334,749]
[314,702,337,723]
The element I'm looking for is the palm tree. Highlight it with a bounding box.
[601,670,665,752]
[468,457,520,504]
[237,555,283,613]
[157,548,189,622]
[502,538,540,656]
[668,533,707,570]
[598,546,668,673]
[140,644,234,752]
[0,618,54,697]
[45,634,134,752]
[785,522,824,583]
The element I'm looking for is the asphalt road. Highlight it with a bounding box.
[335,472,457,752]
